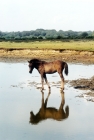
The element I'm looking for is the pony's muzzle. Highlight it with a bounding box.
[29,68,32,73]
[29,71,32,73]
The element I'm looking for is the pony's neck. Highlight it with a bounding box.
[33,61,40,69]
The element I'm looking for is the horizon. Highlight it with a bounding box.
[0,29,94,33]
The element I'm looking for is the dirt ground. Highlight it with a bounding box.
[69,76,94,102]
[0,49,94,64]
[0,49,94,101]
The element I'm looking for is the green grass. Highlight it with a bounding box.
[0,40,94,51]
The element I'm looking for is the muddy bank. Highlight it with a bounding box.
[0,49,94,63]
[69,76,94,102]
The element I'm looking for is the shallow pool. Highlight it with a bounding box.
[0,62,94,140]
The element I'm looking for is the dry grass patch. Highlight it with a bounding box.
[0,40,94,51]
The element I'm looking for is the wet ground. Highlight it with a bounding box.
[0,49,94,64]
[0,62,94,140]
[69,76,94,102]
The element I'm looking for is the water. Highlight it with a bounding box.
[0,62,94,140]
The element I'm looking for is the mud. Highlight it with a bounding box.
[0,49,94,64]
[69,76,94,102]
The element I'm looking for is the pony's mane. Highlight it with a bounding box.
[30,59,41,63]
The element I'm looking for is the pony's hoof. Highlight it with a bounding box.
[48,87,51,92]
[60,87,64,91]
[41,87,44,91]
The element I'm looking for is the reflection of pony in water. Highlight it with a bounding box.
[29,91,69,125]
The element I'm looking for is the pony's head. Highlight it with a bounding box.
[29,111,41,125]
[28,60,34,73]
[28,59,40,73]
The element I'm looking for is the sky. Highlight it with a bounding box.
[0,0,94,32]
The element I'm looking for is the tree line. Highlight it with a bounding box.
[0,29,94,41]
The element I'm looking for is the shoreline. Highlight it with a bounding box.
[0,49,94,64]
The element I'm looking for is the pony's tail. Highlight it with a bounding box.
[64,62,68,75]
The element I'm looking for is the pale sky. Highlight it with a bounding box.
[0,0,94,32]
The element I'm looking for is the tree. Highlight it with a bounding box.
[81,32,88,38]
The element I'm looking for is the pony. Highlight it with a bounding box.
[28,59,68,90]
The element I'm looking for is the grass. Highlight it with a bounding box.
[0,40,94,51]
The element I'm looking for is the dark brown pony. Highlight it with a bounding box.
[29,91,69,125]
[28,59,68,90]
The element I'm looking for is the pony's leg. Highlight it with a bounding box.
[44,74,50,89]
[44,91,51,108]
[59,91,65,110]
[41,91,45,109]
[41,74,44,90]
[61,91,65,107]
[59,73,64,90]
